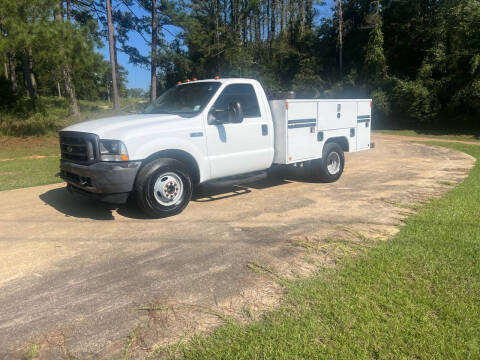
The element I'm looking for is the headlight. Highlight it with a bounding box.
[99,140,129,161]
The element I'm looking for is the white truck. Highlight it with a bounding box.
[59,78,372,217]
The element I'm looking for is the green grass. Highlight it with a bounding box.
[0,157,61,191]
[0,135,62,191]
[0,136,59,159]
[375,129,480,142]
[164,142,480,359]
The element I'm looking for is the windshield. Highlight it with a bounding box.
[143,82,221,115]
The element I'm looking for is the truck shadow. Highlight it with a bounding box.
[39,169,312,220]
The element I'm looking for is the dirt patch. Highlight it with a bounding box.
[0,155,59,162]
[0,135,475,359]
[0,135,59,160]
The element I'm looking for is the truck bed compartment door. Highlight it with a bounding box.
[356,101,372,151]
[287,102,317,162]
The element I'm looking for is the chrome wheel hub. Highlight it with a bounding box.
[326,152,341,175]
[153,172,184,206]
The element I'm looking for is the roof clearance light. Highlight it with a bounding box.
[192,77,198,81]
[214,75,220,80]
[186,79,190,82]
[176,81,182,85]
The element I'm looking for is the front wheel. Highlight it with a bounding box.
[134,158,193,218]
[310,142,345,182]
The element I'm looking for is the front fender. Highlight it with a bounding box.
[130,137,210,183]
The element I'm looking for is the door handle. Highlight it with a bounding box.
[262,124,268,136]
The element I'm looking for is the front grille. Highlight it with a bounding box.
[59,131,99,164]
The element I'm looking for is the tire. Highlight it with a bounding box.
[311,142,345,182]
[134,158,193,218]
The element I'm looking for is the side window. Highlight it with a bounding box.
[212,84,261,120]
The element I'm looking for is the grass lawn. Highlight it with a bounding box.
[0,136,62,191]
[0,157,61,191]
[162,142,480,359]
[375,129,480,142]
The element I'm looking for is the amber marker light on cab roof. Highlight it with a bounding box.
[185,79,190,82]
[192,77,198,81]
[214,75,220,80]
[176,81,182,85]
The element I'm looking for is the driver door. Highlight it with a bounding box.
[205,83,271,179]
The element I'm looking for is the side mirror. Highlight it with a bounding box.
[227,102,244,123]
[208,107,224,125]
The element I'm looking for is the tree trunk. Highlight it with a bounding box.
[57,81,62,98]
[28,48,38,94]
[22,50,36,110]
[305,0,313,30]
[255,8,260,44]
[66,0,71,22]
[151,0,158,102]
[299,0,305,34]
[56,0,80,117]
[230,0,240,43]
[242,0,247,45]
[270,0,276,41]
[337,0,343,76]
[106,0,120,110]
[54,0,63,21]
[113,36,120,93]
[280,0,285,33]
[3,60,8,79]
[215,0,220,72]
[63,65,80,116]
[8,52,17,92]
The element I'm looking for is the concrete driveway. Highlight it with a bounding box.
[0,135,475,359]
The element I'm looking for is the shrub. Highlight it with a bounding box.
[0,113,59,136]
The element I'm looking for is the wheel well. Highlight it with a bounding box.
[141,149,201,184]
[325,136,349,152]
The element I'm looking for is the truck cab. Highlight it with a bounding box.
[59,78,371,218]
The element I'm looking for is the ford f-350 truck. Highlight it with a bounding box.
[59,78,372,217]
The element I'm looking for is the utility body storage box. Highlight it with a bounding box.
[269,99,372,164]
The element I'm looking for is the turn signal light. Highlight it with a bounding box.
[120,154,129,161]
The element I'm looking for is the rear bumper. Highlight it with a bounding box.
[60,160,141,203]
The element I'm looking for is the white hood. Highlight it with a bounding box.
[61,113,186,140]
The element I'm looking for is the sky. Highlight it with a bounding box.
[97,1,335,91]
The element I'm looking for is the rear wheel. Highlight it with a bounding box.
[135,158,192,218]
[311,142,345,182]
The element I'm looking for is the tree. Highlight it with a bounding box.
[55,0,80,118]
[106,0,120,109]
[337,0,343,76]
[151,0,158,102]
